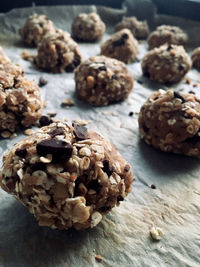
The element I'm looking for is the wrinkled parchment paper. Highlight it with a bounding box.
[0,1,200,266]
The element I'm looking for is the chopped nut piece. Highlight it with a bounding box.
[24,129,34,136]
[95,254,103,262]
[21,50,35,62]
[150,226,163,241]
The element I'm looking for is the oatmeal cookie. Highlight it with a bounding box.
[0,121,133,230]
[0,47,11,65]
[101,29,138,63]
[19,14,56,46]
[74,56,133,106]
[72,12,105,42]
[191,47,200,70]
[141,44,191,84]
[147,25,188,50]
[35,29,82,73]
[139,89,200,157]
[115,16,149,39]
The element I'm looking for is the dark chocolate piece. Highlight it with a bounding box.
[38,77,48,87]
[112,33,129,47]
[99,66,107,71]
[117,195,124,201]
[50,128,64,138]
[39,116,53,127]
[174,91,186,103]
[129,111,134,116]
[73,124,88,141]
[102,159,115,176]
[151,184,156,189]
[15,148,27,158]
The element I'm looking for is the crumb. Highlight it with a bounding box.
[101,111,110,115]
[189,90,195,94]
[129,111,134,116]
[150,184,156,189]
[1,131,12,138]
[10,133,17,139]
[21,50,35,62]
[112,111,118,117]
[47,111,57,117]
[120,122,124,128]
[95,254,103,262]
[72,119,91,126]
[150,226,163,241]
[38,77,48,87]
[39,115,53,127]
[24,129,34,136]
[185,77,191,84]
[193,84,198,87]
[61,98,74,107]
[137,80,143,84]
[43,101,47,108]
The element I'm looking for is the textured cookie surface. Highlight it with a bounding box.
[0,121,133,230]
[139,89,200,157]
[101,29,138,63]
[115,16,149,39]
[19,14,56,46]
[142,44,191,84]
[147,25,188,50]
[75,55,133,106]
[72,12,105,42]
[192,47,200,70]
[35,29,82,73]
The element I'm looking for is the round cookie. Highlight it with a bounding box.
[147,25,188,50]
[141,44,191,84]
[101,29,138,64]
[191,47,200,70]
[0,121,133,230]
[72,12,105,42]
[115,16,149,39]
[0,68,43,133]
[74,56,134,106]
[19,14,56,46]
[138,89,200,157]
[35,29,82,73]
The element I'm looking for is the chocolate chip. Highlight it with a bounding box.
[99,66,107,71]
[39,116,53,127]
[36,139,73,162]
[112,33,129,47]
[112,74,118,80]
[151,184,156,189]
[88,180,101,192]
[129,111,134,116]
[15,148,27,158]
[102,159,115,176]
[174,92,186,103]
[50,128,64,138]
[73,124,88,141]
[117,195,124,202]
[124,164,130,172]
[38,77,48,87]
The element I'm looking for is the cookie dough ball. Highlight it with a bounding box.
[72,12,105,42]
[139,89,200,157]
[142,44,191,84]
[19,14,56,46]
[75,56,133,106]
[115,16,149,39]
[0,47,11,65]
[147,25,188,50]
[0,69,43,133]
[101,29,138,63]
[0,121,133,230]
[191,47,200,70]
[35,29,82,73]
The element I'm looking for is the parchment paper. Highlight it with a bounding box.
[0,1,200,266]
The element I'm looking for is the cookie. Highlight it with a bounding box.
[139,89,200,157]
[0,121,133,230]
[19,14,56,46]
[72,12,105,42]
[74,55,133,106]
[0,46,11,65]
[191,47,200,70]
[142,44,191,84]
[115,16,149,39]
[101,29,138,63]
[147,25,188,50]
[35,29,82,73]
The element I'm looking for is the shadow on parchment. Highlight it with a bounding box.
[138,139,200,176]
[0,200,97,267]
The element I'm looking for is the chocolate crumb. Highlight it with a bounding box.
[39,115,53,127]
[102,159,115,176]
[173,92,185,103]
[50,128,64,138]
[129,111,134,116]
[151,184,156,189]
[117,195,124,201]
[189,90,195,94]
[15,148,27,158]
[38,77,48,87]
[99,66,107,71]
[73,123,88,141]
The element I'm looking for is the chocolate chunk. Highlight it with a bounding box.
[167,45,172,51]
[100,206,111,212]
[99,66,107,71]
[112,33,129,47]
[50,128,64,138]
[31,162,46,172]
[73,124,88,141]
[174,92,185,103]
[117,195,124,202]
[102,159,115,176]
[36,139,73,162]
[88,180,101,192]
[129,111,134,117]
[15,148,27,158]
[124,164,130,172]
[112,74,118,80]
[38,77,48,87]
[151,184,156,189]
[39,116,53,127]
